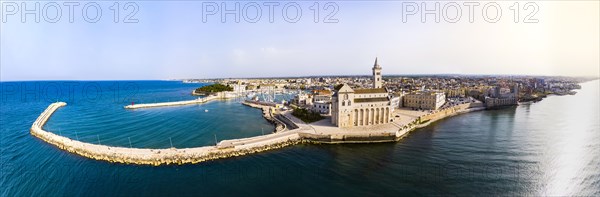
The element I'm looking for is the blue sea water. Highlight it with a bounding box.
[1,80,599,196]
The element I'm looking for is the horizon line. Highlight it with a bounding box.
[1,74,599,82]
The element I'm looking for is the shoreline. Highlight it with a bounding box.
[31,101,485,166]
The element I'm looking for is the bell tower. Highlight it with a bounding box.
[372,57,382,88]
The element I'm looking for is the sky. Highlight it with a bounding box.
[1,1,599,81]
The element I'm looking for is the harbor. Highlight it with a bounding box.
[29,62,496,166]
[8,80,598,196]
[31,99,484,166]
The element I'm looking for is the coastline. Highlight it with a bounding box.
[30,100,486,166]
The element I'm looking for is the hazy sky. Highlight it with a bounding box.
[1,1,599,81]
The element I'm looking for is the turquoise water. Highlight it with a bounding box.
[3,81,273,149]
[1,80,598,196]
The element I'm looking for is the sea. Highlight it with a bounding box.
[0,80,598,196]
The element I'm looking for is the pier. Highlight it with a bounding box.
[31,101,483,166]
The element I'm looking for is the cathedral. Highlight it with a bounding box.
[331,58,393,127]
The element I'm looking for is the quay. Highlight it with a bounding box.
[241,100,290,132]
[31,101,484,166]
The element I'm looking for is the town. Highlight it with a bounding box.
[184,57,590,126]
[28,58,595,165]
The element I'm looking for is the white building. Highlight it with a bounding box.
[294,93,313,106]
[389,96,401,109]
[232,84,247,93]
[310,90,333,115]
[403,91,446,110]
[312,101,331,115]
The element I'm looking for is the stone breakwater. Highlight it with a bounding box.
[31,102,304,165]
[124,95,220,109]
[31,102,483,166]
[125,91,244,109]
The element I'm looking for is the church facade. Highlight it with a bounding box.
[331,58,393,127]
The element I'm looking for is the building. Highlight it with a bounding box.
[485,84,519,108]
[372,57,382,88]
[231,83,247,93]
[294,93,312,106]
[331,58,393,127]
[485,97,517,107]
[312,90,332,102]
[389,95,401,109]
[444,88,466,98]
[259,84,276,91]
[311,90,333,115]
[312,101,331,115]
[403,91,446,110]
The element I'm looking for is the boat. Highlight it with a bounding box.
[204,109,209,112]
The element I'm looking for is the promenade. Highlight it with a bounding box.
[30,101,484,166]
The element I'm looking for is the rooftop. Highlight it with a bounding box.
[354,88,387,94]
[313,90,332,95]
[354,97,389,103]
[406,90,444,95]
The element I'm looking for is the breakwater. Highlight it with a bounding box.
[124,95,219,109]
[31,102,304,165]
[31,101,484,166]
[125,90,243,109]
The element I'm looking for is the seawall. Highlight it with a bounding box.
[416,103,485,128]
[32,102,303,165]
[124,95,219,109]
[125,91,242,109]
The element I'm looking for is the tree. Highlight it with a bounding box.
[194,84,233,94]
[334,84,344,91]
